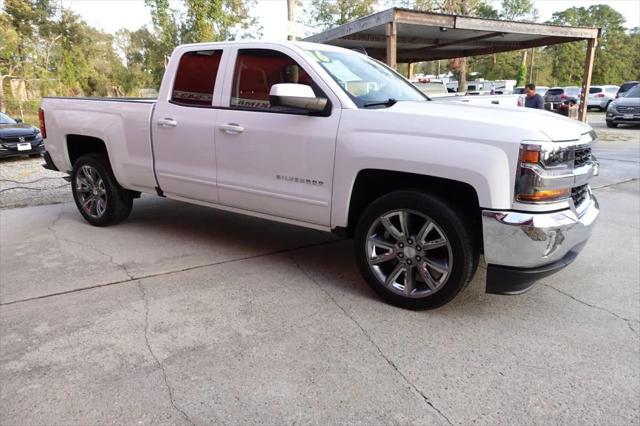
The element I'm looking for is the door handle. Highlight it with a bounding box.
[157,118,178,128]
[219,123,244,135]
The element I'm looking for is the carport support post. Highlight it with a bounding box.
[578,37,597,122]
[386,21,397,69]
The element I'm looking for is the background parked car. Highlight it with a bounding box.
[607,83,640,128]
[411,78,450,98]
[513,86,548,96]
[544,86,581,112]
[0,112,45,159]
[616,81,639,98]
[587,85,619,111]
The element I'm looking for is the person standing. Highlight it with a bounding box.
[524,83,544,109]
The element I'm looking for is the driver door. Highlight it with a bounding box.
[214,47,341,226]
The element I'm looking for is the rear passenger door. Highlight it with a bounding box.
[152,49,225,203]
[214,47,341,227]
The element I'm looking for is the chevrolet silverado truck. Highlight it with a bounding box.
[39,41,600,309]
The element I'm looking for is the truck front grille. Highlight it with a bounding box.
[574,146,592,168]
[572,184,589,207]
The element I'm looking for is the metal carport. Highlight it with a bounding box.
[304,7,600,122]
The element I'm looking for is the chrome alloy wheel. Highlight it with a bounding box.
[365,209,453,298]
[75,165,108,219]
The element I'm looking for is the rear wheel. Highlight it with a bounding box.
[354,191,478,310]
[71,154,133,226]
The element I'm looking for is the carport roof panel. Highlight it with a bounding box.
[304,8,600,62]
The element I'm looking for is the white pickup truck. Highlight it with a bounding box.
[40,41,600,309]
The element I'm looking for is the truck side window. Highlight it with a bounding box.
[231,49,320,110]
[171,50,222,107]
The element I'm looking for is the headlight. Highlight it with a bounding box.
[515,142,575,203]
[607,102,617,113]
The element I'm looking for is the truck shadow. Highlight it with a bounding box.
[116,195,493,312]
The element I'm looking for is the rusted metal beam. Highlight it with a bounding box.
[578,38,597,122]
[340,33,437,45]
[403,32,504,58]
[396,36,584,62]
[394,9,455,28]
[455,15,599,39]
[386,21,398,69]
[303,9,395,44]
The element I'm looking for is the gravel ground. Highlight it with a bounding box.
[0,155,71,209]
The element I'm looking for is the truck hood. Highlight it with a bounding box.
[391,100,593,142]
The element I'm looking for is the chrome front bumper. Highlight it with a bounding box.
[481,193,599,293]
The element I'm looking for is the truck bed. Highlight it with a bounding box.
[41,97,158,194]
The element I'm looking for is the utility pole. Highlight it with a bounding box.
[287,0,296,41]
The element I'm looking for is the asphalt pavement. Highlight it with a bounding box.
[0,116,638,425]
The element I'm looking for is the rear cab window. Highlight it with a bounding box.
[171,50,223,107]
[589,87,602,94]
[547,89,564,95]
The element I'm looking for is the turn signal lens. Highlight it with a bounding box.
[521,149,540,164]
[517,188,570,202]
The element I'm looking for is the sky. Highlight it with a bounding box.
[57,0,640,39]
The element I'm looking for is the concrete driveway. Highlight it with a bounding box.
[1,138,639,424]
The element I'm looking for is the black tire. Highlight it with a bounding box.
[29,153,42,158]
[71,154,133,226]
[354,191,478,310]
[606,120,617,128]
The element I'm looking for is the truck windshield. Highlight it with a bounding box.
[304,49,428,108]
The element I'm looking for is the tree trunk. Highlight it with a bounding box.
[457,0,469,93]
[458,59,467,93]
[287,0,295,40]
[0,76,6,114]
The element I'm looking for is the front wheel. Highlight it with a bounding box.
[354,191,478,310]
[71,154,133,226]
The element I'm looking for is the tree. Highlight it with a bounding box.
[500,0,537,22]
[144,0,262,84]
[115,28,164,91]
[387,0,438,11]
[307,0,377,31]
[0,12,20,112]
[545,5,635,85]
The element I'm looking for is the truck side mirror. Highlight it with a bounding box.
[269,83,327,112]
[15,118,23,123]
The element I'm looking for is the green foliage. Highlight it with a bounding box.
[2,0,639,118]
[500,0,537,22]
[308,0,377,30]
[1,0,264,116]
[144,0,261,83]
[515,62,527,86]
[545,4,639,85]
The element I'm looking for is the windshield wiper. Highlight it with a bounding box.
[363,98,398,108]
